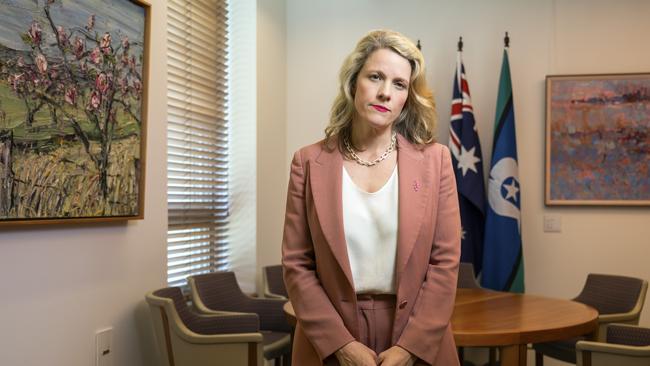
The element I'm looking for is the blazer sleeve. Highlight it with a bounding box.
[281,149,356,361]
[396,146,461,364]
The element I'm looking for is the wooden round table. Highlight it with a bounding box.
[283,289,598,366]
[453,288,598,366]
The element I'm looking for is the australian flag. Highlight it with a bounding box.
[448,52,486,275]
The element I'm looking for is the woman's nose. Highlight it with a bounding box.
[377,83,391,101]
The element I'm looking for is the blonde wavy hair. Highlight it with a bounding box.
[325,29,437,152]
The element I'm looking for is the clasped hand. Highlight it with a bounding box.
[335,341,416,366]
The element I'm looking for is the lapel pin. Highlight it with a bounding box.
[413,180,420,192]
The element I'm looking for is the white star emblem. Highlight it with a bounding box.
[457,145,481,176]
[503,180,519,202]
[461,227,466,240]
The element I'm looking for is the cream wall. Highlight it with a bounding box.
[0,1,167,365]
[257,0,288,293]
[260,0,650,364]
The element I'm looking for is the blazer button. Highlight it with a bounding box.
[398,300,408,309]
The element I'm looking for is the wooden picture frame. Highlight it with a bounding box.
[0,0,149,225]
[545,73,650,206]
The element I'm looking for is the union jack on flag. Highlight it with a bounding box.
[448,52,486,275]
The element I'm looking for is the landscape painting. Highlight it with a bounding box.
[0,0,149,224]
[545,74,650,206]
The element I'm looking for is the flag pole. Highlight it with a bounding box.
[504,31,510,48]
[456,37,462,91]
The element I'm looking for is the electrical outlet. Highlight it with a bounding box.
[96,327,113,366]
[543,215,562,233]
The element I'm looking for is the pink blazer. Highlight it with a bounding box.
[282,134,461,365]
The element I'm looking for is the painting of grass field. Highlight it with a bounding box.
[0,0,148,223]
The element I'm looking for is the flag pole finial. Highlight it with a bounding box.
[504,32,510,48]
[458,36,463,52]
[417,39,422,50]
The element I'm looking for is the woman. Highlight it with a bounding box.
[282,29,461,366]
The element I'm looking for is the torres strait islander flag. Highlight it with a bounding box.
[481,48,525,293]
[448,52,486,275]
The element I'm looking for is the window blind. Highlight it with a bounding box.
[166,0,229,287]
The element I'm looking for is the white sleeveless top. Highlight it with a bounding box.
[342,166,399,294]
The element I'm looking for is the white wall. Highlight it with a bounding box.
[0,1,168,365]
[258,0,650,364]
[229,0,258,293]
[257,0,288,294]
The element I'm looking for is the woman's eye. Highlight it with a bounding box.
[369,74,380,81]
[394,81,407,90]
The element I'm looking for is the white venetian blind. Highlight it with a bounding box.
[166,0,229,287]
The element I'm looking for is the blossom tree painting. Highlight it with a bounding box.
[0,0,149,223]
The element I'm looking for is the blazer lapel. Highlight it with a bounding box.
[395,134,430,288]
[310,144,355,290]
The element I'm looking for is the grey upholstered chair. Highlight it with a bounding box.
[189,271,292,366]
[145,287,264,366]
[534,273,648,365]
[263,264,288,299]
[576,324,650,366]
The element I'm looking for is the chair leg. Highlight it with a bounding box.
[282,354,291,366]
[489,347,497,366]
[535,351,543,366]
[458,347,465,363]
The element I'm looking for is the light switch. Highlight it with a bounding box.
[96,327,113,366]
[543,215,562,233]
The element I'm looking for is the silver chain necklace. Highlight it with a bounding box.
[343,132,397,167]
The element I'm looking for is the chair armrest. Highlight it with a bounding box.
[576,340,650,357]
[168,311,264,344]
[190,311,260,335]
[263,291,288,300]
[599,312,641,324]
[148,299,265,346]
[179,331,264,345]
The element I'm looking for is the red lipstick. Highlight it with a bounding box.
[371,104,390,112]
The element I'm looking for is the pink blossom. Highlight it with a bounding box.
[27,22,42,45]
[9,74,24,92]
[86,14,95,31]
[89,47,103,64]
[56,26,68,45]
[119,77,128,93]
[89,90,101,109]
[120,52,129,66]
[65,87,77,105]
[133,79,141,99]
[95,72,110,94]
[121,36,129,50]
[73,37,85,59]
[35,53,48,74]
[129,55,136,72]
[100,32,112,54]
[38,77,51,89]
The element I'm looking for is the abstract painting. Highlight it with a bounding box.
[546,73,650,206]
[0,0,149,224]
